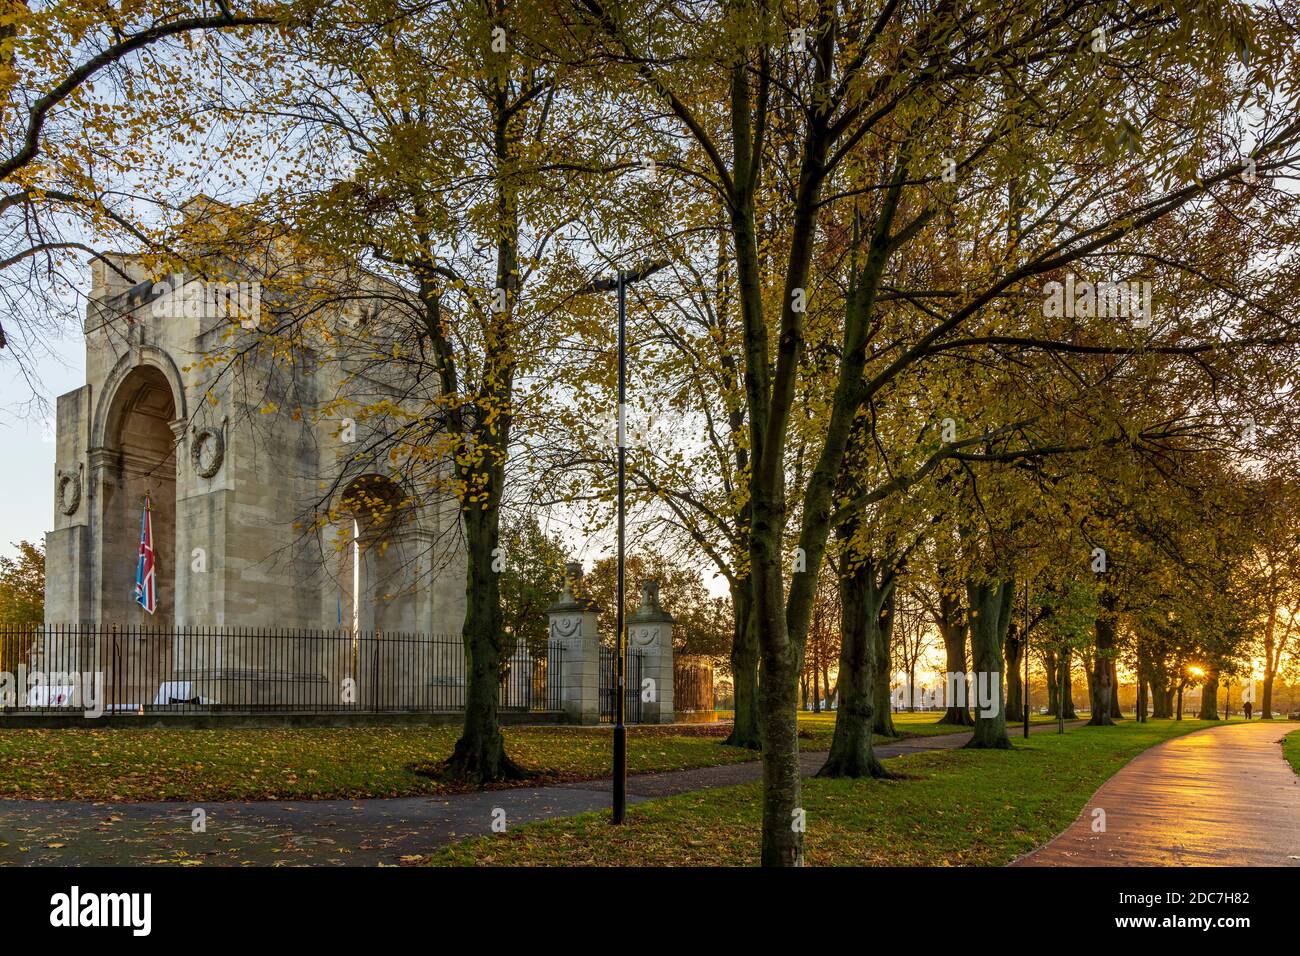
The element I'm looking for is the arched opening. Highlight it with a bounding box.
[330,474,433,708]
[99,365,178,626]
[337,474,416,635]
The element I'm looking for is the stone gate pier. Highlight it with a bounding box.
[628,581,675,723]
[547,565,676,725]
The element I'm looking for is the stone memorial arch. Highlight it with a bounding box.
[42,247,467,707]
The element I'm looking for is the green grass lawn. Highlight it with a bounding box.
[0,708,1036,803]
[428,718,1218,867]
[743,708,1058,738]
[0,724,755,801]
[0,710,963,802]
[880,710,1063,735]
[1283,728,1300,775]
[798,711,973,737]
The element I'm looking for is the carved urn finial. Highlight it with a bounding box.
[547,560,600,613]
[629,579,673,624]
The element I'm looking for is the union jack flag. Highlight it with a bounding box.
[134,495,157,615]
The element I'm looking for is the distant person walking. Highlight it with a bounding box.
[1243,700,1253,721]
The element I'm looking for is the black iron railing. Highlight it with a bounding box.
[598,644,644,723]
[0,624,563,715]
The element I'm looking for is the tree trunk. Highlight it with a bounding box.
[444,506,526,783]
[937,588,973,726]
[1087,591,1118,727]
[1262,607,1277,719]
[1059,651,1077,719]
[1087,651,1114,725]
[811,648,821,713]
[724,583,761,748]
[1134,642,1148,722]
[1109,659,1123,719]
[964,578,1015,749]
[1158,679,1175,718]
[728,91,878,864]
[1082,648,1096,716]
[1150,659,1172,718]
[872,589,898,737]
[437,98,525,785]
[819,554,891,778]
[1044,649,1060,717]
[750,487,803,866]
[1005,621,1024,722]
[1199,668,1220,720]
[758,640,801,866]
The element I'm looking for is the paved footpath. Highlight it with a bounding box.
[1016,720,1300,867]
[0,721,1073,867]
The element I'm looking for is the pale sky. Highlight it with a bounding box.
[0,330,84,560]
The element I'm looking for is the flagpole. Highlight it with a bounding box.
[135,492,157,616]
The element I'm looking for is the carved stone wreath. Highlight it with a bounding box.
[191,427,225,478]
[549,616,581,645]
[629,625,657,648]
[57,469,81,516]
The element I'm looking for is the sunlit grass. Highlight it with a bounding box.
[796,708,1060,737]
[1283,727,1300,776]
[429,718,1217,867]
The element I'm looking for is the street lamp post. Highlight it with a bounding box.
[586,260,666,825]
[1023,580,1030,739]
[1058,642,1066,734]
[613,271,628,823]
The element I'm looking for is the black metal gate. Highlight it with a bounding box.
[599,645,644,723]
